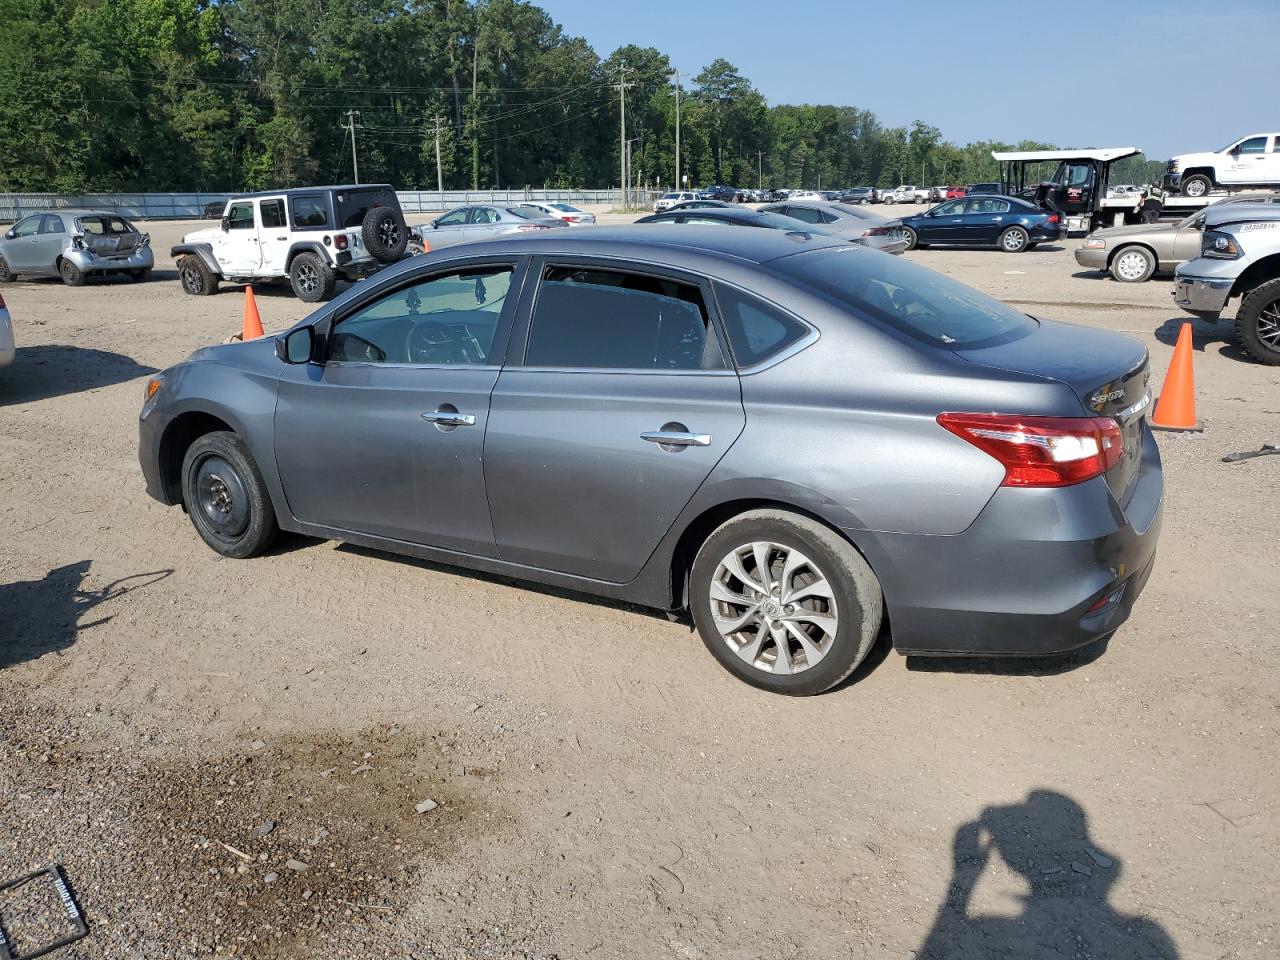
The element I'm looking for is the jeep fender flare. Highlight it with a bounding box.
[171,243,220,277]
[285,242,331,272]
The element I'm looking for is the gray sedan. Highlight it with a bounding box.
[1075,194,1280,282]
[138,226,1161,695]
[0,210,154,285]
[414,204,568,250]
[760,199,908,255]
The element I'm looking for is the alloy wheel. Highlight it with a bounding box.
[709,541,839,676]
[1114,250,1150,281]
[378,218,401,248]
[181,264,203,294]
[1002,229,1027,252]
[1258,298,1280,350]
[1184,178,1207,198]
[295,262,318,294]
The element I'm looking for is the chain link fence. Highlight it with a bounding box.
[1,188,658,222]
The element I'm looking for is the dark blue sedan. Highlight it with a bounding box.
[901,195,1065,252]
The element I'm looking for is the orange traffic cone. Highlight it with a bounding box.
[1150,322,1201,432]
[242,286,265,340]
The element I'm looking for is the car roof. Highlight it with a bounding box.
[16,209,125,219]
[229,184,394,199]
[1203,202,1280,227]
[420,223,849,265]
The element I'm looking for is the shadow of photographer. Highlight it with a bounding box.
[917,789,1178,959]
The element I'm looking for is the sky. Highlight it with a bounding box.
[538,0,1278,161]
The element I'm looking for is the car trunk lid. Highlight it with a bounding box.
[955,318,1151,504]
[77,217,141,257]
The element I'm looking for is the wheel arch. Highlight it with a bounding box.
[157,410,237,504]
[171,243,220,276]
[665,497,878,612]
[1230,253,1280,299]
[1182,167,1216,189]
[1106,241,1158,270]
[285,242,330,272]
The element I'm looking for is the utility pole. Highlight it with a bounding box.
[671,67,682,194]
[615,61,632,208]
[757,150,762,189]
[431,116,446,193]
[342,110,362,183]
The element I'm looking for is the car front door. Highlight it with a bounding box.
[273,258,524,552]
[1219,136,1270,185]
[1264,135,1280,185]
[427,207,472,249]
[256,197,288,274]
[217,200,262,273]
[3,215,44,271]
[483,259,746,582]
[917,199,963,241]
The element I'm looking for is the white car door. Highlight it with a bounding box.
[1262,136,1280,185]
[1219,136,1270,185]
[255,197,289,275]
[217,200,263,274]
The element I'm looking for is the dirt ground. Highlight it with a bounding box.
[1,211,1277,960]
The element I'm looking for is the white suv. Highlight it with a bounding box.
[173,184,410,302]
[1166,133,1280,198]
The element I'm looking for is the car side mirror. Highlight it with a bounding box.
[220,217,230,232]
[3,230,13,240]
[276,326,314,364]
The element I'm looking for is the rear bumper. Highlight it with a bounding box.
[856,428,1163,657]
[65,246,154,272]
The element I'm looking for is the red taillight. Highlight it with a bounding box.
[0,292,5,308]
[863,226,890,236]
[1046,213,1061,224]
[334,235,349,250]
[937,413,1124,488]
[563,215,580,222]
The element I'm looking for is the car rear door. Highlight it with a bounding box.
[273,257,526,553]
[482,257,745,583]
[256,197,289,273]
[957,198,1009,242]
[33,214,68,270]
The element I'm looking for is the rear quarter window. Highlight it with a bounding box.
[291,195,330,229]
[712,283,811,367]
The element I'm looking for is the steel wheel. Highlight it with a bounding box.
[1182,176,1208,198]
[192,454,251,543]
[709,541,838,676]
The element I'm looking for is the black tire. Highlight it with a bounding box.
[59,259,86,286]
[289,251,336,302]
[178,256,219,296]
[0,255,14,283]
[901,226,919,251]
[1234,277,1280,366]
[999,225,1029,253]
[1180,173,1211,198]
[181,431,279,559]
[130,267,152,283]
[689,509,884,696]
[1109,245,1155,283]
[361,205,408,263]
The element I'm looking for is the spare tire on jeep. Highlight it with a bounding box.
[362,206,408,263]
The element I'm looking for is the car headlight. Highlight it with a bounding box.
[1203,230,1243,259]
[1083,237,1107,249]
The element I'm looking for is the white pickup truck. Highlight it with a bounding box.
[1165,133,1280,198]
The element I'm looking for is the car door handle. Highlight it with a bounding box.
[991,217,1003,221]
[641,430,711,447]
[421,411,476,426]
[951,219,963,223]
[276,235,287,240]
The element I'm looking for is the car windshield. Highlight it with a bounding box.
[777,247,1037,349]
[662,193,681,199]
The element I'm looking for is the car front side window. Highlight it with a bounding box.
[525,266,725,371]
[1237,137,1268,154]
[12,216,41,238]
[227,202,256,230]
[435,209,469,227]
[329,266,514,365]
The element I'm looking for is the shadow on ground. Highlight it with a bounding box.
[0,344,157,406]
[1154,316,1254,362]
[0,560,172,669]
[916,789,1178,959]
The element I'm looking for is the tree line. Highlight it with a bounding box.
[0,0,1167,194]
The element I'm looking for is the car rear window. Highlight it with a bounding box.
[78,216,132,235]
[776,247,1037,349]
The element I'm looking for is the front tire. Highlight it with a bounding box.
[180,431,279,558]
[0,255,14,283]
[179,256,219,296]
[289,252,336,302]
[1180,174,1211,198]
[690,510,883,696]
[59,259,86,286]
[1109,245,1156,283]
[999,225,1029,253]
[1235,277,1280,366]
[901,226,919,251]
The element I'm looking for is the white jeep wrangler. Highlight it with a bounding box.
[1165,133,1280,198]
[172,184,410,302]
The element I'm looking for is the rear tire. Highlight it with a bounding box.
[1181,174,1211,198]
[289,252,336,302]
[1109,245,1156,283]
[180,431,279,559]
[1234,278,1280,366]
[59,259,86,286]
[690,510,883,696]
[361,206,409,263]
[179,256,219,296]
[999,225,1029,253]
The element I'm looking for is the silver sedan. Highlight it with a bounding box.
[760,199,908,255]
[414,204,569,251]
[0,210,154,285]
